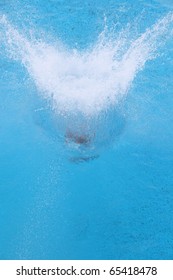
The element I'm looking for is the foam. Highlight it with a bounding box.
[0,13,173,116]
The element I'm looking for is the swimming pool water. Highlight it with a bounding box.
[0,0,173,260]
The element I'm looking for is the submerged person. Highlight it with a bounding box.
[65,130,91,146]
[65,129,99,163]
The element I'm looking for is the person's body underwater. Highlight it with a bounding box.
[65,129,99,163]
[65,130,91,146]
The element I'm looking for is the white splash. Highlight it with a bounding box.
[0,13,173,116]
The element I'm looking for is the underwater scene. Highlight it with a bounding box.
[0,0,173,259]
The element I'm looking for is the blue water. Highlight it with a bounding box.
[0,0,173,260]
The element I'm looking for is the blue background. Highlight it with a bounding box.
[0,0,173,259]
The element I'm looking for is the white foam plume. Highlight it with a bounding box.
[0,13,173,116]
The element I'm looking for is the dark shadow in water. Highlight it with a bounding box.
[69,155,99,164]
